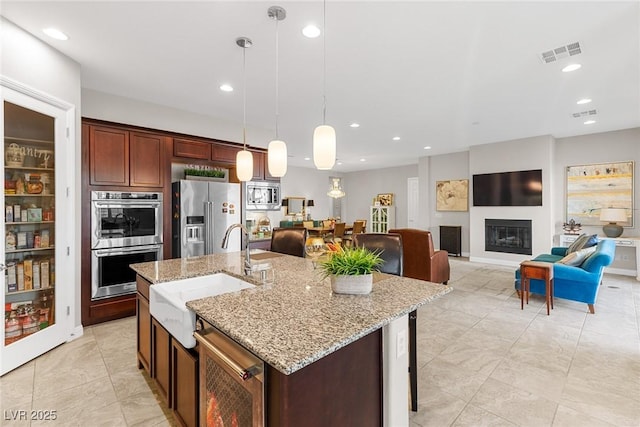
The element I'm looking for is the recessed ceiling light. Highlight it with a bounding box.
[562,64,582,72]
[584,120,596,125]
[392,136,400,141]
[576,98,592,105]
[360,158,366,162]
[337,161,343,165]
[42,28,68,40]
[302,25,320,38]
[424,146,432,150]
[349,123,360,128]
[219,84,233,92]
[304,157,311,161]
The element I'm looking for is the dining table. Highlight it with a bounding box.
[305,224,353,237]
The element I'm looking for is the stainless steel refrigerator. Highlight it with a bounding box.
[172,180,241,258]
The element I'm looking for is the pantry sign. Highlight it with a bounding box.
[5,143,53,168]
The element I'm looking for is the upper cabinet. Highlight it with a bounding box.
[88,125,165,187]
[211,143,240,164]
[173,138,210,160]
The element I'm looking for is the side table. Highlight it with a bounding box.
[520,261,554,315]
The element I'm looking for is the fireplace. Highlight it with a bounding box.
[485,219,532,255]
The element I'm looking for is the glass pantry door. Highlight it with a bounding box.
[2,82,74,375]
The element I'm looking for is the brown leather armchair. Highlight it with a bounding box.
[270,227,308,258]
[389,228,450,284]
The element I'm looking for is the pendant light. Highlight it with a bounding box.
[236,37,254,182]
[327,177,345,198]
[267,6,288,178]
[313,0,336,170]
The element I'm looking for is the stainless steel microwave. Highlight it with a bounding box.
[245,182,280,210]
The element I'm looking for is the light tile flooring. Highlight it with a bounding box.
[1,258,639,426]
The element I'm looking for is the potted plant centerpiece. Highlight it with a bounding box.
[319,247,383,295]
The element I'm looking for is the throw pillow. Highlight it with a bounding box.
[558,246,597,266]
[566,234,589,253]
[582,234,599,248]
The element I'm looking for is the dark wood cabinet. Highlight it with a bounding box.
[211,143,240,164]
[130,132,165,187]
[136,292,151,374]
[152,318,171,405]
[251,150,265,180]
[88,125,164,188]
[440,225,462,257]
[89,126,129,186]
[174,138,211,160]
[172,338,199,427]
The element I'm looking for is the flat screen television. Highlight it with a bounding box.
[472,169,542,206]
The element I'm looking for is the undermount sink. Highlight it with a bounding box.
[149,273,255,348]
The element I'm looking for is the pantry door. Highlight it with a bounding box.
[1,79,75,376]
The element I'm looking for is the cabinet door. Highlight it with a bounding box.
[251,151,264,180]
[174,138,211,160]
[172,338,198,427]
[211,143,240,164]
[130,132,164,187]
[152,318,171,405]
[263,153,280,182]
[89,125,129,186]
[136,293,151,373]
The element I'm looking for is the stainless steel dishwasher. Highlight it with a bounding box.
[194,320,264,427]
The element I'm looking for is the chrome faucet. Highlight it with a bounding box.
[222,223,252,275]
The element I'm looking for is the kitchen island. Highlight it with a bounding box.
[131,251,451,426]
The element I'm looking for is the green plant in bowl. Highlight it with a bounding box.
[319,247,383,277]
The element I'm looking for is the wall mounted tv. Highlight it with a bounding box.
[472,169,542,206]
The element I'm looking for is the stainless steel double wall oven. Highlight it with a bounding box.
[91,191,163,300]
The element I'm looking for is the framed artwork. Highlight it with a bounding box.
[566,161,634,226]
[377,193,394,206]
[436,179,469,211]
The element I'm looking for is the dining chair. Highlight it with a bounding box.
[324,222,346,246]
[342,220,366,247]
[270,227,308,258]
[302,220,314,229]
[352,232,418,412]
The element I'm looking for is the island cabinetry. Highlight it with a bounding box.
[172,337,199,427]
[136,276,151,373]
[88,124,165,187]
[266,329,382,426]
[136,275,199,427]
[152,318,171,404]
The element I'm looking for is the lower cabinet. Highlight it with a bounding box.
[152,318,171,404]
[172,338,199,427]
[136,293,151,373]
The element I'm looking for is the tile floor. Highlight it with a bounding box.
[1,258,639,426]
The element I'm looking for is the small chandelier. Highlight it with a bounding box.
[327,177,345,198]
[313,0,336,170]
[267,6,288,177]
[236,36,254,182]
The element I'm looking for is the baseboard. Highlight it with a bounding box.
[468,256,521,268]
[604,267,636,277]
[67,325,84,342]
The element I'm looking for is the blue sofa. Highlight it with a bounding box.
[514,239,615,314]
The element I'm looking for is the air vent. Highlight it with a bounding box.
[572,109,597,118]
[539,41,582,64]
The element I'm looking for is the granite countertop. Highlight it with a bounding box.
[130,252,452,375]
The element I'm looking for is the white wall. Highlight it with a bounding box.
[469,135,555,265]
[1,18,82,329]
[344,164,419,227]
[428,151,470,255]
[555,128,640,271]
[82,88,273,149]
[280,166,340,221]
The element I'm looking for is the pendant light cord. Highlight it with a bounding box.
[322,0,327,125]
[275,18,280,139]
[242,42,247,149]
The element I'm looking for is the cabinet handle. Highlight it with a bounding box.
[194,329,260,381]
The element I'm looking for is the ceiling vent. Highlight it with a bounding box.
[572,109,597,118]
[539,42,582,64]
